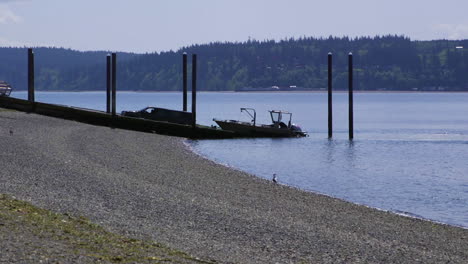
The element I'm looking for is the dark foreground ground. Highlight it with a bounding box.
[0,109,467,263]
[0,193,210,263]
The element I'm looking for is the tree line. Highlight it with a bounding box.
[1,35,468,91]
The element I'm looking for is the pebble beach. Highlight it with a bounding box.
[1,109,467,263]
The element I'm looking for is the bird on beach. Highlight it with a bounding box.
[272,173,278,183]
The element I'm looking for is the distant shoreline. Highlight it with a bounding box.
[12,90,468,94]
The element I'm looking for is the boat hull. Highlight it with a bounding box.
[214,120,306,138]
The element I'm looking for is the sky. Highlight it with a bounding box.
[1,0,468,53]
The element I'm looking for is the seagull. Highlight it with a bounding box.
[272,173,278,183]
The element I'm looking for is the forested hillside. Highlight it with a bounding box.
[1,36,468,91]
[0,47,138,91]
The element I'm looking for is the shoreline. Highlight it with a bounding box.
[184,139,468,231]
[11,89,468,94]
[1,109,467,263]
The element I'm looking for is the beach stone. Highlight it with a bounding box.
[0,109,467,263]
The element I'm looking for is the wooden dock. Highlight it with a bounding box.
[0,96,236,139]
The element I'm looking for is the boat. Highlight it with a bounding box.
[0,81,12,97]
[213,108,307,137]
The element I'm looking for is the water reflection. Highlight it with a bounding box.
[324,139,336,164]
[345,140,356,168]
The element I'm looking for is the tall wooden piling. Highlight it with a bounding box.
[111,53,117,116]
[27,48,35,103]
[328,52,333,138]
[191,54,197,128]
[348,52,354,140]
[106,54,111,114]
[183,53,188,111]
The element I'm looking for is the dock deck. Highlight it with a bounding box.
[0,96,235,139]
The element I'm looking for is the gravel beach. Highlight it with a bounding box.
[1,109,467,263]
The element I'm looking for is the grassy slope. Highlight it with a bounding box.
[0,194,213,263]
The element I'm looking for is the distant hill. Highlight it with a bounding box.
[1,36,468,91]
[0,47,138,90]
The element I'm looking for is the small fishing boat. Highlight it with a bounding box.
[213,108,307,137]
[0,81,12,97]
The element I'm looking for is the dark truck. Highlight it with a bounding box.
[121,107,193,125]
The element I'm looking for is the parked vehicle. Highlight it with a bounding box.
[121,107,193,125]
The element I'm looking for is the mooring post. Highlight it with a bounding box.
[191,54,197,128]
[106,54,111,114]
[348,52,354,140]
[183,52,188,111]
[27,48,35,103]
[111,53,117,117]
[328,52,333,138]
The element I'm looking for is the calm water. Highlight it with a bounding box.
[13,91,468,228]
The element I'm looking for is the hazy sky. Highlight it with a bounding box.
[1,0,468,53]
